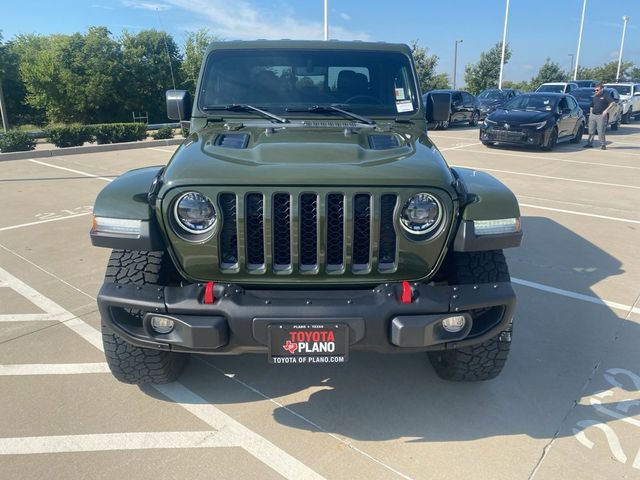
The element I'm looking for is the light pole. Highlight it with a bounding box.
[498,0,510,89]
[616,16,630,81]
[323,0,328,41]
[453,39,463,90]
[568,53,575,75]
[574,0,587,80]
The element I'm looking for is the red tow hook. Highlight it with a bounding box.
[203,281,216,304]
[400,281,413,304]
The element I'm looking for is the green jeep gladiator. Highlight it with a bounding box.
[91,40,522,384]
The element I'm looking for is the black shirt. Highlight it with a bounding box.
[591,91,613,115]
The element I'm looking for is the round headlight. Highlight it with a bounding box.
[399,193,442,235]
[174,192,217,234]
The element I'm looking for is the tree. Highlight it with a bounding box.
[121,29,182,122]
[529,59,568,89]
[181,29,218,94]
[501,80,531,92]
[629,66,640,81]
[464,42,511,94]
[410,40,450,93]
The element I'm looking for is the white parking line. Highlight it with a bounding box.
[520,203,640,225]
[0,431,231,455]
[451,165,640,190]
[455,148,640,171]
[0,212,93,233]
[512,278,640,315]
[0,363,110,376]
[28,159,113,183]
[0,265,325,480]
[149,147,177,153]
[429,134,479,142]
[440,142,482,151]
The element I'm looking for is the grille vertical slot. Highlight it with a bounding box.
[272,193,292,271]
[352,193,371,271]
[245,193,265,270]
[218,193,238,270]
[326,193,345,272]
[299,193,318,272]
[378,194,397,270]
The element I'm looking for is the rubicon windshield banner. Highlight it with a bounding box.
[268,324,349,364]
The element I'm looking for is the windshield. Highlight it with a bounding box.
[199,49,419,117]
[502,94,557,112]
[536,84,565,93]
[574,80,596,87]
[571,89,595,100]
[478,90,506,100]
[606,85,631,95]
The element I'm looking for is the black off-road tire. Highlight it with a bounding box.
[102,250,188,385]
[542,127,557,151]
[427,250,513,381]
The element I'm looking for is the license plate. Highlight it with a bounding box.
[267,323,348,364]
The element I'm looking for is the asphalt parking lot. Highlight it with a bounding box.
[1,123,639,480]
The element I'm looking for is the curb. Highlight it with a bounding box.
[0,138,183,161]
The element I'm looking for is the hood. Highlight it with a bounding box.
[479,98,503,108]
[160,123,455,191]
[487,109,553,125]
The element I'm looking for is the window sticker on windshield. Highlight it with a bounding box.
[395,88,406,100]
[396,100,413,113]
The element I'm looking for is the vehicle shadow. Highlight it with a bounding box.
[144,216,639,445]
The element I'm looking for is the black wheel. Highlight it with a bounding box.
[440,117,451,130]
[542,128,557,151]
[427,250,513,381]
[622,111,631,124]
[611,120,619,131]
[101,250,189,385]
[469,111,479,126]
[570,123,584,143]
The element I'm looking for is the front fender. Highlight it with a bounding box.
[451,167,522,252]
[91,166,165,251]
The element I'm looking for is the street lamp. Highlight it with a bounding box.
[573,0,587,80]
[616,16,630,81]
[498,0,510,89]
[568,53,575,75]
[324,0,328,40]
[453,39,463,90]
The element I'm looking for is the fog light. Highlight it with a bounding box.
[150,316,175,334]
[442,315,466,333]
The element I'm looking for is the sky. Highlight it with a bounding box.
[1,0,638,84]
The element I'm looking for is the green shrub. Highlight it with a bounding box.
[152,126,174,140]
[46,124,93,148]
[0,130,37,153]
[91,123,148,144]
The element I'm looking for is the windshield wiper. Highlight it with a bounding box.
[285,104,375,125]
[202,104,289,124]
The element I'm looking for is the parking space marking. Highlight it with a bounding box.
[28,159,113,183]
[520,203,640,225]
[0,265,326,480]
[450,165,640,190]
[453,148,640,170]
[0,212,93,233]
[429,134,479,142]
[512,278,640,315]
[0,431,232,455]
[149,147,177,153]
[0,362,109,376]
[439,142,482,151]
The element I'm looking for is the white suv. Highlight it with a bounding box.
[535,82,579,94]
[604,83,640,123]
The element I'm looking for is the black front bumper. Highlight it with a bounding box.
[480,126,547,146]
[98,281,516,355]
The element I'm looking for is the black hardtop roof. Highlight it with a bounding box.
[204,39,412,55]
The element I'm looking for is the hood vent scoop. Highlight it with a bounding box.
[214,133,249,149]
[368,134,401,150]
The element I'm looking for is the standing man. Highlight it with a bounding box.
[583,83,614,150]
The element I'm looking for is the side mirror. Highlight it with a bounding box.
[166,90,192,121]
[425,92,452,123]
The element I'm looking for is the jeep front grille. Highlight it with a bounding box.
[217,191,399,275]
